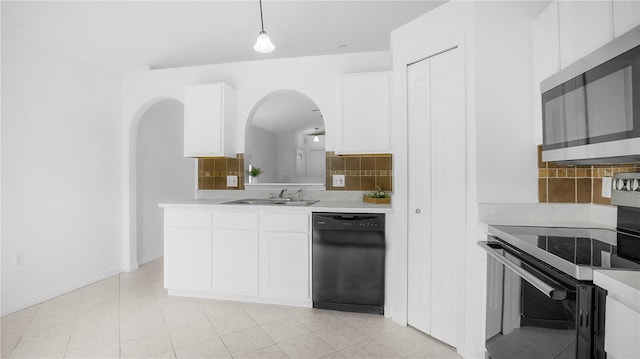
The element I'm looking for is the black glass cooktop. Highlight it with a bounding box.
[488,225,640,280]
[535,234,613,266]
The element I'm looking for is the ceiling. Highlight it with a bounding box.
[1,1,446,74]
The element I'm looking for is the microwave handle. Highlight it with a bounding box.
[478,241,567,300]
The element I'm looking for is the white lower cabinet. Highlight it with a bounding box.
[260,212,310,300]
[213,229,259,295]
[163,209,212,291]
[212,211,259,295]
[163,208,311,306]
[605,296,640,359]
[260,232,310,299]
[164,228,212,291]
[260,232,309,299]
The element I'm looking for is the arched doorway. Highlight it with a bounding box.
[135,99,194,264]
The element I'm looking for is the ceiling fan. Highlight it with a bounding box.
[308,127,325,142]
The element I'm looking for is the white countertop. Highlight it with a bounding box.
[159,199,393,213]
[478,203,617,229]
[594,270,640,313]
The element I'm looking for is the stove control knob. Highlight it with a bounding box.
[632,178,640,192]
[615,178,626,191]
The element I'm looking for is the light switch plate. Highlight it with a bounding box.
[602,176,612,198]
[333,174,345,187]
[227,175,238,187]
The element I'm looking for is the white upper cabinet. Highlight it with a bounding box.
[558,1,613,68]
[335,72,391,154]
[613,0,640,37]
[184,83,236,158]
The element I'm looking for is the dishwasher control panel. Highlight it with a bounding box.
[312,213,385,231]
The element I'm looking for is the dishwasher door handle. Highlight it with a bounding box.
[478,241,567,301]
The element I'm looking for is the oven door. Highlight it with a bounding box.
[480,240,591,359]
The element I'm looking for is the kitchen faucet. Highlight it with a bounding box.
[294,189,302,201]
[279,189,287,198]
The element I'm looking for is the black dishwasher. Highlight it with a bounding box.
[312,212,385,315]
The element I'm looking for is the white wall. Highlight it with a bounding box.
[136,99,194,265]
[1,36,123,315]
[474,2,544,204]
[391,2,547,357]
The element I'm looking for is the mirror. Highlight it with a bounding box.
[245,90,325,185]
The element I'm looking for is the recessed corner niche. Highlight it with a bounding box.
[244,90,326,186]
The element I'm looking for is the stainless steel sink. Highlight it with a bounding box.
[222,198,319,206]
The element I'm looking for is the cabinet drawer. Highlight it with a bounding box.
[213,211,259,230]
[261,213,309,233]
[164,210,212,228]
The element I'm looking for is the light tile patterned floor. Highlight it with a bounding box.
[1,259,461,359]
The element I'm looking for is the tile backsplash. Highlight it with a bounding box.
[325,152,392,191]
[197,152,393,191]
[198,154,245,190]
[537,145,640,205]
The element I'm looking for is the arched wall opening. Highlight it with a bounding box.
[244,89,326,184]
[131,98,195,265]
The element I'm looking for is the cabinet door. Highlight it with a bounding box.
[212,229,259,295]
[559,1,613,68]
[605,297,640,358]
[260,232,309,299]
[184,83,236,157]
[164,227,212,291]
[613,0,640,37]
[336,72,390,154]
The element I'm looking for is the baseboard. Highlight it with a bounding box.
[168,289,313,308]
[1,268,122,316]
[138,250,163,266]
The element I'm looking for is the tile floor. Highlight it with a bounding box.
[1,259,461,359]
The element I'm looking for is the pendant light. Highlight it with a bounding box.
[313,127,320,143]
[253,0,275,53]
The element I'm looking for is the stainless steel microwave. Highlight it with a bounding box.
[541,25,640,165]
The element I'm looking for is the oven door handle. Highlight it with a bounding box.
[478,241,567,301]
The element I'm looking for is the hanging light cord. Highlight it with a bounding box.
[259,0,265,32]
[253,0,274,53]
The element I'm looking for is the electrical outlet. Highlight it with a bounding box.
[226,175,238,187]
[16,252,24,266]
[333,174,345,187]
[602,176,612,198]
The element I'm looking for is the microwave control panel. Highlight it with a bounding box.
[612,173,640,207]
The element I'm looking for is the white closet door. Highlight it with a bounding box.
[407,47,465,348]
[407,58,432,335]
[428,47,465,347]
